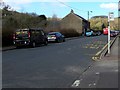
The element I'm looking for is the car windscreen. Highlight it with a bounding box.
[86,29,91,32]
[110,31,115,33]
[48,33,56,36]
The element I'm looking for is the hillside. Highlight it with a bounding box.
[90,16,119,31]
[91,15,108,19]
[2,6,47,46]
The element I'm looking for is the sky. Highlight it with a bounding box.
[2,0,119,20]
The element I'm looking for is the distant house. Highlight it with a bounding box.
[60,10,90,35]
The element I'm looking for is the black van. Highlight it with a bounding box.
[13,28,48,48]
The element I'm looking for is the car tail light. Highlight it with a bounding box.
[13,34,15,39]
[28,32,30,38]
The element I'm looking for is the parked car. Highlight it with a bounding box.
[114,30,120,35]
[93,31,101,36]
[110,30,119,37]
[103,28,108,35]
[85,29,94,36]
[110,30,116,37]
[47,32,65,43]
[13,28,48,48]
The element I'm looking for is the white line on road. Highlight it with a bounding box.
[71,80,81,87]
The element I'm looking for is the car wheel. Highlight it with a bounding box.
[57,39,60,43]
[16,46,21,49]
[44,40,48,45]
[63,38,65,42]
[32,42,36,48]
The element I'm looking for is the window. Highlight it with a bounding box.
[41,31,44,35]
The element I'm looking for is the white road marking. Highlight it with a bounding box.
[71,80,81,87]
[95,72,100,75]
[89,84,92,87]
[115,69,118,72]
[93,83,96,86]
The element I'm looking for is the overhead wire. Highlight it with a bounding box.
[55,0,88,12]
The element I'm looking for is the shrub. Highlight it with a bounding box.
[2,10,47,47]
[60,29,81,38]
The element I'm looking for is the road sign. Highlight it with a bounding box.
[108,12,114,21]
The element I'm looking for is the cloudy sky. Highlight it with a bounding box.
[2,0,119,19]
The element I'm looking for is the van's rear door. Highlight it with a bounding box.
[15,30,29,40]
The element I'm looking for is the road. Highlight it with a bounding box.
[3,35,108,88]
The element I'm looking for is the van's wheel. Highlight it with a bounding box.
[44,40,48,45]
[16,46,20,49]
[63,38,65,42]
[32,42,36,48]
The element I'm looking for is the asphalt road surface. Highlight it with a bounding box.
[3,35,108,88]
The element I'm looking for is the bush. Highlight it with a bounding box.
[2,31,13,46]
[2,10,47,47]
[60,29,81,38]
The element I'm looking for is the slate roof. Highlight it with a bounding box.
[75,14,88,22]
[63,9,88,22]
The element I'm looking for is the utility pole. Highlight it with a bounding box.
[88,11,92,21]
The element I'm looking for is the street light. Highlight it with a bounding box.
[88,11,92,21]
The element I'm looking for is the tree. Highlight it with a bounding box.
[2,2,48,46]
[90,17,108,31]
[39,15,47,20]
[45,14,61,32]
[102,23,105,29]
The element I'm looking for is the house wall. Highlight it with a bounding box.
[60,13,83,34]
[82,20,90,30]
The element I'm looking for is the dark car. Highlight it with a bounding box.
[13,28,48,48]
[47,32,65,43]
[114,30,120,35]
[110,30,117,37]
[93,31,101,36]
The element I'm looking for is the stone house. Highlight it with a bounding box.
[60,10,90,35]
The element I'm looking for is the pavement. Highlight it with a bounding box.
[72,35,119,88]
[2,46,16,51]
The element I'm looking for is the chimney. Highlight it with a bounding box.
[71,9,74,13]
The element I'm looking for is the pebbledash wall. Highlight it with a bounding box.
[60,10,90,35]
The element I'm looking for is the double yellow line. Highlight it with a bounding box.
[92,35,118,61]
[92,41,110,61]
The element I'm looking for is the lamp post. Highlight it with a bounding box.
[88,11,92,21]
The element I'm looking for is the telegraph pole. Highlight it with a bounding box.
[88,11,92,21]
[88,11,89,21]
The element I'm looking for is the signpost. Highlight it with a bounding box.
[108,12,114,54]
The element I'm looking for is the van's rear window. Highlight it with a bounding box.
[16,31,28,37]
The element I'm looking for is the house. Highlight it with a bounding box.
[60,10,90,35]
